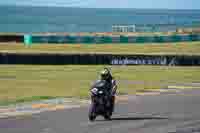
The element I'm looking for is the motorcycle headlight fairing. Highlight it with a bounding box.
[91,88,98,94]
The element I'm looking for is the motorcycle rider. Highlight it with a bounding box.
[100,67,117,112]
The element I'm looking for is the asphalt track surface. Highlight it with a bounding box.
[1,89,200,133]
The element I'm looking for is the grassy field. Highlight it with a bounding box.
[0,65,200,105]
[0,42,200,55]
[0,41,200,105]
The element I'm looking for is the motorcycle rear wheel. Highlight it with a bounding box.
[104,111,111,121]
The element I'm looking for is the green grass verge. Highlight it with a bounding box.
[0,42,200,55]
[0,65,200,105]
[0,96,57,106]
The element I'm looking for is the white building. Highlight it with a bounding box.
[112,25,136,32]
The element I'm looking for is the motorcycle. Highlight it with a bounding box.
[88,80,114,121]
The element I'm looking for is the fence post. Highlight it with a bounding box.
[24,35,32,46]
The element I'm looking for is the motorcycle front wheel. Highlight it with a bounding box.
[88,102,96,121]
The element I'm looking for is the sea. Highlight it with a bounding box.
[0,5,200,33]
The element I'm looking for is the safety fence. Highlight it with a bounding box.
[1,34,200,44]
[24,34,200,45]
[0,52,200,66]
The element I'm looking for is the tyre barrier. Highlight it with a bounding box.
[0,53,200,66]
[0,35,24,43]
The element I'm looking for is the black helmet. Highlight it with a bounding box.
[100,68,111,80]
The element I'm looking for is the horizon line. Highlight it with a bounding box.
[1,4,200,10]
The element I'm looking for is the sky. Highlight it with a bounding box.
[0,0,200,9]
